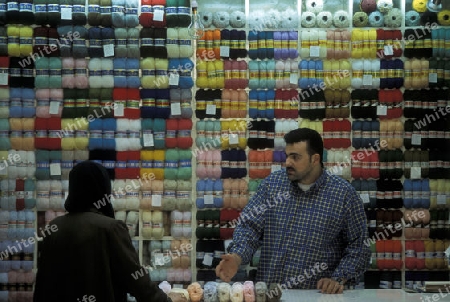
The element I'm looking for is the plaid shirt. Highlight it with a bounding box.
[229,169,371,288]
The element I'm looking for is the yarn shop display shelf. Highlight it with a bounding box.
[191,0,450,291]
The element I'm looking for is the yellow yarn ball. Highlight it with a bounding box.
[438,10,450,26]
[412,0,427,13]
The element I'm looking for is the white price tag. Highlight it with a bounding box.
[220,46,230,57]
[50,163,61,176]
[429,73,438,83]
[151,195,162,207]
[206,104,216,115]
[49,101,60,114]
[61,7,72,20]
[202,253,213,266]
[309,46,320,57]
[204,194,214,205]
[384,45,394,56]
[437,195,446,205]
[360,193,370,204]
[229,133,239,144]
[0,73,8,85]
[103,44,115,57]
[170,102,181,115]
[411,133,422,145]
[114,103,124,117]
[143,133,154,147]
[153,9,164,21]
[271,164,281,172]
[154,253,165,266]
[290,73,298,85]
[363,75,373,86]
[169,73,180,86]
[377,105,387,116]
[410,166,421,179]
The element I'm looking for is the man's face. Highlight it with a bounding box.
[285,141,318,183]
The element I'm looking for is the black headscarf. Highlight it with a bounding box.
[64,160,115,218]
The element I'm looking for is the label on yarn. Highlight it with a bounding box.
[115,39,127,47]
[203,194,214,205]
[141,5,152,13]
[363,75,373,86]
[429,73,438,83]
[179,159,191,168]
[177,6,189,15]
[111,5,125,13]
[126,7,138,15]
[72,39,85,47]
[141,38,154,47]
[229,133,239,145]
[19,2,32,12]
[50,163,61,176]
[165,6,176,15]
[88,4,100,13]
[7,2,19,11]
[8,36,19,45]
[102,44,114,57]
[383,45,394,56]
[153,7,164,21]
[47,4,60,12]
[170,102,181,115]
[179,38,191,47]
[151,194,162,207]
[220,46,230,58]
[206,104,216,115]
[72,5,85,13]
[410,166,421,179]
[34,4,46,12]
[411,133,421,146]
[169,73,179,86]
[60,6,72,19]
[76,130,88,138]
[0,3,5,12]
[48,101,60,115]
[437,195,446,205]
[49,69,61,76]
[376,105,387,116]
[100,6,111,14]
[62,69,74,76]
[0,73,7,85]
[61,160,74,169]
[289,73,298,85]
[309,46,320,58]
[154,38,165,47]
[127,70,139,77]
[202,253,213,266]
[35,130,47,138]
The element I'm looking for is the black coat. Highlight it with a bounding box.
[33,161,168,302]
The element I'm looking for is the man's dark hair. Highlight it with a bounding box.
[284,128,324,165]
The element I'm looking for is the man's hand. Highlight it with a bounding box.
[317,278,344,294]
[215,253,242,282]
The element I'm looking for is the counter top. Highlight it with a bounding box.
[281,289,450,302]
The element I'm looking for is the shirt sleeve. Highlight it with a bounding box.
[108,220,169,302]
[228,178,268,265]
[331,189,371,282]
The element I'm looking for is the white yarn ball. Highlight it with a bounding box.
[248,10,264,30]
[377,0,393,13]
[212,11,230,28]
[385,8,402,28]
[281,8,299,28]
[201,11,213,28]
[317,11,333,28]
[333,10,350,28]
[229,11,246,28]
[265,9,281,29]
[305,0,324,13]
[301,12,316,28]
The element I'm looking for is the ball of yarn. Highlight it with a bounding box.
[438,10,450,26]
[385,8,402,28]
[353,12,368,27]
[201,11,213,28]
[369,11,384,27]
[412,0,427,13]
[265,9,280,29]
[317,11,333,28]
[212,11,230,28]
[305,0,324,13]
[334,10,350,28]
[281,8,298,29]
[229,11,245,28]
[301,12,316,28]
[360,0,377,13]
[420,11,438,26]
[377,0,393,13]
[405,10,420,26]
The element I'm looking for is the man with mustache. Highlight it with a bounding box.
[216,128,370,295]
